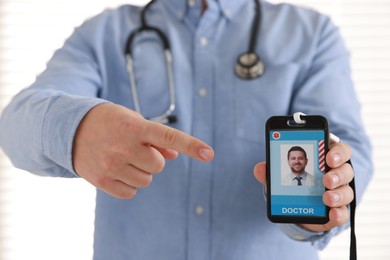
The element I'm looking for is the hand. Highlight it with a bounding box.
[253,142,354,232]
[73,103,214,199]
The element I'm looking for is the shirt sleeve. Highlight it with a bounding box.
[0,19,109,178]
[277,223,350,250]
[290,15,373,203]
[285,14,373,247]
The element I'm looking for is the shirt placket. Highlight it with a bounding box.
[186,7,219,260]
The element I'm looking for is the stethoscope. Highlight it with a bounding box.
[125,0,265,124]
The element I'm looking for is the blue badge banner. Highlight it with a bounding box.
[271,195,326,216]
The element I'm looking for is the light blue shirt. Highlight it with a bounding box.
[0,0,373,259]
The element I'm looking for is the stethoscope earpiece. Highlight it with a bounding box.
[235,52,265,80]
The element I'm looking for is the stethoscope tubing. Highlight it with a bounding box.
[125,0,264,123]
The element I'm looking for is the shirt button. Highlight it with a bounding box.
[198,88,207,97]
[195,205,204,216]
[200,37,208,46]
[293,234,305,240]
[224,8,232,17]
[188,0,196,7]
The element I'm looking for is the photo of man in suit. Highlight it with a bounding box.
[281,146,314,186]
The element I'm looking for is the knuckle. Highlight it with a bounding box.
[324,191,338,207]
[120,144,136,159]
[95,176,110,190]
[343,163,354,180]
[162,128,178,147]
[143,148,166,174]
[345,185,355,203]
[343,143,352,155]
[337,207,349,224]
[323,191,332,206]
[186,141,196,157]
[153,158,166,173]
[102,156,117,172]
[139,174,153,188]
[118,187,137,199]
[121,114,145,136]
[323,172,335,189]
[328,207,349,228]
[334,165,353,186]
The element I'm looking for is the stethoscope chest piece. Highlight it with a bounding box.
[125,0,264,123]
[235,52,265,80]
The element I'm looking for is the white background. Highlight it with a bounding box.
[0,0,389,259]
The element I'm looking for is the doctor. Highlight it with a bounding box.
[283,146,315,186]
[0,0,372,259]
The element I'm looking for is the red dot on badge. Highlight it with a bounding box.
[273,132,280,139]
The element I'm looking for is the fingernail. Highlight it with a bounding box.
[331,174,340,185]
[332,192,340,203]
[199,148,213,161]
[333,153,341,165]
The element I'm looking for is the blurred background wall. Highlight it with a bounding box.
[0,1,389,259]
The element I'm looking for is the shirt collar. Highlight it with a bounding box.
[290,172,308,181]
[217,0,252,19]
[160,0,252,20]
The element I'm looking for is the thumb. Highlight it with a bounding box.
[254,162,267,185]
[143,120,214,162]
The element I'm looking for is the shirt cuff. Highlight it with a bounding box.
[42,93,109,176]
[278,223,346,250]
[278,223,325,241]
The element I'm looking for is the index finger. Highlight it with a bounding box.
[143,121,214,162]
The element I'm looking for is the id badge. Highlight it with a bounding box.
[265,114,330,224]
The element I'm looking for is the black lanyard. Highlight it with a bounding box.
[348,160,357,260]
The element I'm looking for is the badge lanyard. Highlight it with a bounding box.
[293,112,357,260]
